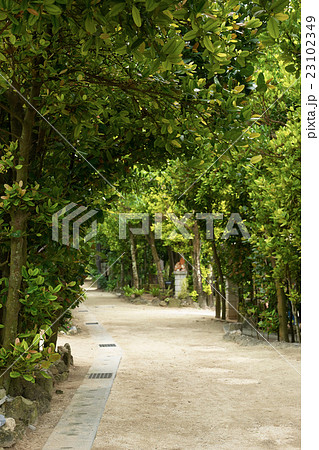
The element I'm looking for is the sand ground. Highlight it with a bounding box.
[14,286,300,450]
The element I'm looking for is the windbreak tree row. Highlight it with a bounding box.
[0,0,299,391]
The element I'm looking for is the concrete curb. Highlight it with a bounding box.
[43,307,122,450]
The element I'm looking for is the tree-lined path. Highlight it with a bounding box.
[16,284,300,450]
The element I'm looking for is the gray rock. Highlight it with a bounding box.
[223,322,243,333]
[5,397,37,426]
[2,419,15,432]
[0,420,24,448]
[134,298,148,305]
[54,359,68,374]
[151,298,161,306]
[180,297,193,307]
[58,343,73,368]
[159,301,167,307]
[168,298,181,308]
[67,326,77,335]
[8,376,52,415]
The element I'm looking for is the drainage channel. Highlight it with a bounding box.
[43,308,121,450]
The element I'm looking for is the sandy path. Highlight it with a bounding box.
[15,287,300,449]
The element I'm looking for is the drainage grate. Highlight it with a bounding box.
[88,372,113,379]
[85,322,99,325]
[99,343,116,347]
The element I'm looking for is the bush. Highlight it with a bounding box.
[150,286,160,297]
[190,290,198,302]
[123,285,145,297]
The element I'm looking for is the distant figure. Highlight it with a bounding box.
[174,257,186,272]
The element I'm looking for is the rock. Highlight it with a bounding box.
[168,298,181,308]
[53,371,69,383]
[8,376,52,415]
[223,322,243,333]
[28,424,36,431]
[2,419,15,432]
[58,343,73,368]
[0,427,16,447]
[180,297,193,307]
[159,301,167,307]
[134,298,148,305]
[5,397,37,426]
[54,359,68,374]
[67,326,77,335]
[0,391,6,403]
[0,419,24,448]
[0,415,5,427]
[151,298,161,306]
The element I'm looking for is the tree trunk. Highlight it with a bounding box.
[2,210,28,349]
[271,258,289,342]
[146,230,165,290]
[211,237,225,319]
[291,301,301,343]
[167,246,175,277]
[207,264,214,307]
[129,230,139,289]
[192,221,206,307]
[275,279,289,342]
[120,259,124,288]
[95,243,102,273]
[215,286,221,319]
[2,82,40,350]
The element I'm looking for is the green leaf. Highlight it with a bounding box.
[132,5,142,27]
[44,4,62,15]
[245,18,262,28]
[270,0,289,13]
[40,370,52,379]
[85,17,96,34]
[53,284,63,293]
[285,64,295,73]
[267,17,279,39]
[183,30,197,40]
[49,353,61,363]
[171,140,181,148]
[275,13,289,21]
[41,360,51,369]
[233,85,245,94]
[10,371,21,378]
[203,36,215,53]
[109,2,125,16]
[23,374,35,383]
[251,155,262,164]
[15,165,23,170]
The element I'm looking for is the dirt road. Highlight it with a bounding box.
[16,287,301,449]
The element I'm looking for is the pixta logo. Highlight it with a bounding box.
[52,203,98,249]
[119,213,250,240]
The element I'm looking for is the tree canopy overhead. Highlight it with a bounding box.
[0,0,300,389]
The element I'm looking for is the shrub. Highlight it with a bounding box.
[150,286,160,297]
